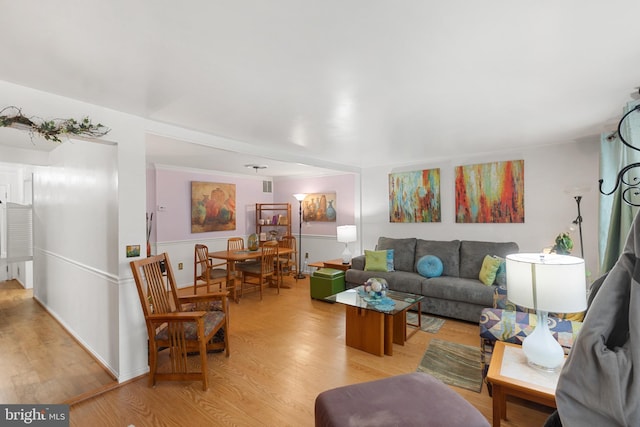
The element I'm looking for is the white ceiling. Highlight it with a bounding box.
[1,1,639,176]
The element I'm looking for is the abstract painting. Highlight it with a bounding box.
[191,181,236,232]
[302,193,336,222]
[389,169,441,223]
[455,160,524,223]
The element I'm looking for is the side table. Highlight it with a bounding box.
[486,341,562,427]
[309,258,351,271]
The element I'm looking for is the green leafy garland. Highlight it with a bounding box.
[0,106,110,143]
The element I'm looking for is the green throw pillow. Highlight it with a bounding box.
[479,255,504,286]
[364,249,393,272]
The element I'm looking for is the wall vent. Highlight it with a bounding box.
[263,180,273,193]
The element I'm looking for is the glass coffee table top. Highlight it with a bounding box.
[325,289,424,315]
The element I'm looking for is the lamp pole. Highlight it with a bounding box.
[573,196,584,259]
[293,194,307,279]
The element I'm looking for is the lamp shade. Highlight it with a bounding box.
[506,253,587,314]
[336,225,357,243]
[293,193,306,202]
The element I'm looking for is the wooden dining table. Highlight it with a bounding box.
[208,246,294,289]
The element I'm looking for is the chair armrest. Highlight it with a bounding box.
[147,311,207,322]
[479,308,582,351]
[209,260,227,269]
[179,292,229,304]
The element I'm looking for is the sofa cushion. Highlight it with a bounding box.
[459,241,519,280]
[377,237,416,272]
[422,276,495,307]
[345,269,423,295]
[364,249,394,272]
[415,239,460,277]
[416,255,443,278]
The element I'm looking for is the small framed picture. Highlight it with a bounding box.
[126,245,141,258]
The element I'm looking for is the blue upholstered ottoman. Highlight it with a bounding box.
[314,372,489,427]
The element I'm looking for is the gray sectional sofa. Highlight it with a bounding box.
[345,237,519,323]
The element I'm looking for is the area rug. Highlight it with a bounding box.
[416,338,483,393]
[406,311,445,334]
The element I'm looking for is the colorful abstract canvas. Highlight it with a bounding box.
[455,160,524,223]
[191,181,236,232]
[389,169,441,223]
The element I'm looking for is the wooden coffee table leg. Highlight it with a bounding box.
[384,315,393,355]
[345,306,385,356]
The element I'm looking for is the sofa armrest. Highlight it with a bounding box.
[351,255,366,270]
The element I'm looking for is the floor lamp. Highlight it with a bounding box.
[293,193,307,279]
[572,196,584,259]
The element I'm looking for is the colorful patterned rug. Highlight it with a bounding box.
[416,339,483,393]
[406,312,446,334]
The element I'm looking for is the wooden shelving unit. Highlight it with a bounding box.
[256,203,291,241]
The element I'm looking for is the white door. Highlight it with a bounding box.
[0,184,8,281]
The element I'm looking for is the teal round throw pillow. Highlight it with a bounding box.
[416,255,443,278]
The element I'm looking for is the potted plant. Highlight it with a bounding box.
[551,232,574,255]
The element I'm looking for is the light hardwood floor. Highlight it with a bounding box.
[0,280,116,404]
[2,276,553,426]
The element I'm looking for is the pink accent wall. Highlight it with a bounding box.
[147,168,357,243]
[148,168,272,243]
[274,174,357,236]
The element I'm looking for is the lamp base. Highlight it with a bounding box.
[294,273,306,279]
[341,244,352,265]
[521,311,565,371]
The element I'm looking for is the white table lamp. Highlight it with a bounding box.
[506,253,586,370]
[336,225,357,264]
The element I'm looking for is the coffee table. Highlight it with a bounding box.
[325,289,424,356]
[486,341,563,427]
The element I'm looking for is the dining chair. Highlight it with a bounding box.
[194,244,236,302]
[236,242,279,300]
[226,236,254,290]
[277,235,298,282]
[227,236,256,264]
[227,237,245,251]
[130,253,230,391]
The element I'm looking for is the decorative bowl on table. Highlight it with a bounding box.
[364,277,388,299]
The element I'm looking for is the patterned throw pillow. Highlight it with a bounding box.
[364,249,394,272]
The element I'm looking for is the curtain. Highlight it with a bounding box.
[599,101,640,273]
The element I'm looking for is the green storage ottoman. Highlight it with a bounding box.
[310,268,345,300]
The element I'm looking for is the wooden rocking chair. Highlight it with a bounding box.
[130,253,230,390]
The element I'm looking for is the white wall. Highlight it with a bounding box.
[0,80,149,381]
[33,139,120,374]
[360,140,601,280]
